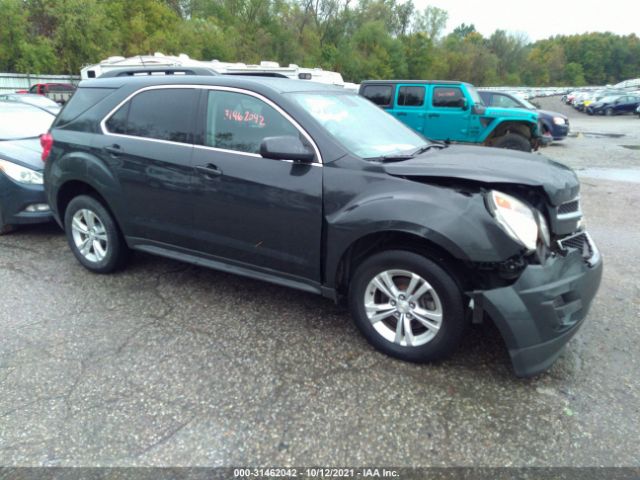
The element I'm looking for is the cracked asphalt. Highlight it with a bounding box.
[1,97,639,467]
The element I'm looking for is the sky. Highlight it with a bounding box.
[413,0,640,42]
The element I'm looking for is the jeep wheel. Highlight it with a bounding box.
[492,133,531,152]
[64,195,128,273]
[605,107,614,116]
[348,250,465,363]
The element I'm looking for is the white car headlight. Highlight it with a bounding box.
[487,190,539,252]
[0,159,44,185]
[553,116,566,125]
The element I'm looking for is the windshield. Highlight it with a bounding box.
[289,92,427,159]
[466,85,484,106]
[0,107,54,140]
[518,97,536,109]
[600,96,620,103]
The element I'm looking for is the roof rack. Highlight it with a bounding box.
[97,67,219,78]
[223,72,289,79]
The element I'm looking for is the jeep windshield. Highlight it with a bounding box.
[289,92,429,160]
[466,85,485,106]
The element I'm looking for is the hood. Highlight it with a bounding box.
[383,145,579,206]
[483,106,538,122]
[0,138,43,171]
[537,109,567,120]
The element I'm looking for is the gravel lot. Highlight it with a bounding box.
[1,96,639,467]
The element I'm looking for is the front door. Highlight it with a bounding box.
[190,88,323,282]
[426,85,471,142]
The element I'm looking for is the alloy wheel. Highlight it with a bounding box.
[71,209,109,263]
[364,269,443,347]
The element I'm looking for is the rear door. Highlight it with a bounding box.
[426,85,471,142]
[393,84,427,134]
[97,86,199,246]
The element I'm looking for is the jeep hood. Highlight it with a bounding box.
[383,145,579,206]
[483,106,539,122]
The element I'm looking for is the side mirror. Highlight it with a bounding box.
[471,103,486,115]
[260,135,315,163]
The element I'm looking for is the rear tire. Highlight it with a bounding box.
[348,250,466,363]
[492,133,531,152]
[64,195,128,273]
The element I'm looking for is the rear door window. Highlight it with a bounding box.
[105,88,198,144]
[397,86,425,107]
[361,85,393,107]
[433,87,465,108]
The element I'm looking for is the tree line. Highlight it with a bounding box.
[1,0,639,86]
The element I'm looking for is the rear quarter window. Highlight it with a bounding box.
[54,87,115,127]
[361,85,393,107]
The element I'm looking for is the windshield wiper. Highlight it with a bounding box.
[372,143,445,162]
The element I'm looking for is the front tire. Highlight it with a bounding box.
[605,107,613,116]
[348,250,466,363]
[64,195,128,273]
[0,210,14,235]
[492,133,532,152]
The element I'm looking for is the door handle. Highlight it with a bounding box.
[104,144,122,156]
[196,164,223,178]
[396,112,407,116]
[428,113,440,118]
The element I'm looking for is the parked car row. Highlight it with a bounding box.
[563,88,640,116]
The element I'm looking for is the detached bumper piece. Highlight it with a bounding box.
[473,232,603,377]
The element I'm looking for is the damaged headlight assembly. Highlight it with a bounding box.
[486,190,547,252]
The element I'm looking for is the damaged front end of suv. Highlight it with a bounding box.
[370,146,603,376]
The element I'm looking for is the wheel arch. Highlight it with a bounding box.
[56,180,112,230]
[47,149,126,233]
[482,120,535,145]
[330,229,472,299]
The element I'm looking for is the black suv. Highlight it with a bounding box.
[44,75,602,377]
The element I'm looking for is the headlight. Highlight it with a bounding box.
[553,116,566,125]
[537,211,550,247]
[486,190,539,252]
[0,159,43,185]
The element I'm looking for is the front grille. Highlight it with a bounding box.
[558,199,580,215]
[557,231,598,265]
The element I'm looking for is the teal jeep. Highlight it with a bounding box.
[359,80,541,152]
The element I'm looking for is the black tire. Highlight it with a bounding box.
[605,107,613,116]
[492,133,532,152]
[0,210,14,235]
[348,250,466,363]
[64,195,128,273]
